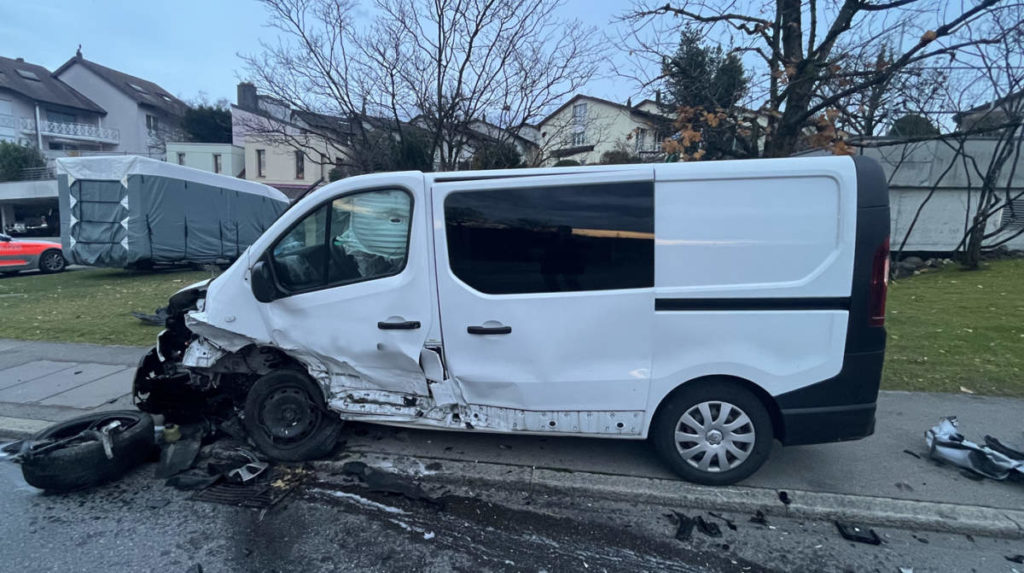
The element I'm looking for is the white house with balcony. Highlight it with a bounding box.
[536,94,672,165]
[0,55,118,158]
[0,55,120,236]
[53,50,187,158]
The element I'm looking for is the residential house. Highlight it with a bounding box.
[0,55,115,235]
[232,83,350,199]
[953,90,1023,133]
[536,94,673,165]
[790,136,1024,253]
[166,142,244,177]
[53,50,188,158]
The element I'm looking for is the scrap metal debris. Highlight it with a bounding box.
[707,511,738,531]
[131,307,169,326]
[925,417,1024,481]
[834,521,881,545]
[339,461,440,507]
[695,516,723,538]
[668,512,696,541]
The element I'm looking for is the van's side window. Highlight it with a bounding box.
[444,182,654,294]
[272,205,327,292]
[270,189,412,294]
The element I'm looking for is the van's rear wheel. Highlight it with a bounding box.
[243,370,342,462]
[652,380,773,486]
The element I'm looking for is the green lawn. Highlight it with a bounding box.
[0,268,213,346]
[882,258,1024,397]
[1,259,1022,396]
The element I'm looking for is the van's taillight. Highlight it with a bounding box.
[869,237,890,327]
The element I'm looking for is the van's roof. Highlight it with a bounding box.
[297,156,860,209]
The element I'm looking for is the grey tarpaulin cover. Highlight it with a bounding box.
[57,156,289,267]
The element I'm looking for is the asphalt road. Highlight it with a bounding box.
[1,452,1019,572]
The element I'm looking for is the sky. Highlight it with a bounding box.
[0,0,639,109]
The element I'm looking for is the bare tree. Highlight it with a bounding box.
[621,0,1023,157]
[240,0,604,174]
[851,7,1024,270]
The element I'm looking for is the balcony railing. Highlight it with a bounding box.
[20,117,120,143]
[19,166,57,181]
[0,113,16,130]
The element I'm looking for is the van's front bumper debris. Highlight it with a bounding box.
[925,417,1024,481]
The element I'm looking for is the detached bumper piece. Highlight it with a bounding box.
[925,417,1024,481]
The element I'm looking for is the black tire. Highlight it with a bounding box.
[21,411,155,492]
[38,250,66,274]
[243,370,342,462]
[651,380,774,486]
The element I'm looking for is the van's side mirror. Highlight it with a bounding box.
[251,259,277,303]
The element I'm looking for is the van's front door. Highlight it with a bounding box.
[432,168,655,416]
[257,173,434,397]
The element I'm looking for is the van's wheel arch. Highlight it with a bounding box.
[242,369,342,462]
[651,377,776,486]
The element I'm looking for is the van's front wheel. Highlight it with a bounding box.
[652,380,773,486]
[243,370,342,462]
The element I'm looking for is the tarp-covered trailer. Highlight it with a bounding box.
[57,156,289,268]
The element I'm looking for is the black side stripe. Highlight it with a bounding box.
[655,297,851,311]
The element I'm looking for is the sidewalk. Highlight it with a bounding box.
[2,338,1022,518]
[0,339,147,437]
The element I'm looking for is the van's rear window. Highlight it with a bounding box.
[444,182,654,294]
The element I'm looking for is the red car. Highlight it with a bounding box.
[0,233,66,275]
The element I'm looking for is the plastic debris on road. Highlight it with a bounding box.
[924,417,1024,481]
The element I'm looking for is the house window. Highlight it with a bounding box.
[444,182,654,294]
[177,152,186,165]
[573,102,587,121]
[256,149,266,177]
[999,196,1024,231]
[47,110,76,124]
[15,69,40,81]
[572,131,587,146]
[636,128,648,152]
[295,150,304,180]
[146,114,159,132]
[213,153,222,174]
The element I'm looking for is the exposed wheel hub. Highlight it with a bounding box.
[261,388,316,440]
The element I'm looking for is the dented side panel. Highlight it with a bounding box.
[253,173,433,398]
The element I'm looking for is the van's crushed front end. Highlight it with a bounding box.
[132,279,316,418]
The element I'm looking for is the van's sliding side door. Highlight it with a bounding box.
[431,168,655,414]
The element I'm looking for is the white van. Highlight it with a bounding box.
[134,156,890,485]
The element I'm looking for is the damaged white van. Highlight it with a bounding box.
[134,156,890,485]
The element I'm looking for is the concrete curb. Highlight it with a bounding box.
[313,451,1024,540]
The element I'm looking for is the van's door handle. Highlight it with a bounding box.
[467,325,512,335]
[378,320,421,330]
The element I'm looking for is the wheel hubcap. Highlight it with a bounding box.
[44,253,62,270]
[673,401,755,473]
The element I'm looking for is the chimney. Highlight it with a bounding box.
[655,90,661,104]
[237,82,258,110]
[15,57,24,62]
[627,97,632,108]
